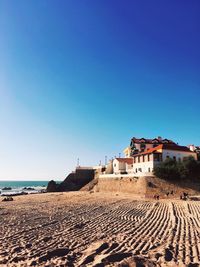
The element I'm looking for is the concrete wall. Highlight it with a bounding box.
[95,177,147,196]
[95,176,200,198]
[100,174,136,179]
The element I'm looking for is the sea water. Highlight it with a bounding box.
[0,180,49,196]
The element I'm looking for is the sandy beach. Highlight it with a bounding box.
[0,192,200,266]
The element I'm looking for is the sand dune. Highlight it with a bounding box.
[0,192,200,266]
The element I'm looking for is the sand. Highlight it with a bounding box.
[0,192,200,267]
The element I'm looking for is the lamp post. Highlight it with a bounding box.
[105,156,107,166]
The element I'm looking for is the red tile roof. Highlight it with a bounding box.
[115,158,133,164]
[132,144,195,157]
[131,137,176,144]
[132,145,163,156]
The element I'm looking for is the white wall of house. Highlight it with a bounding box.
[132,161,159,176]
[112,147,197,178]
[113,159,126,174]
[162,150,197,161]
[132,150,197,177]
[134,154,154,163]
[126,163,134,174]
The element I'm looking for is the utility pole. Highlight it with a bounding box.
[119,153,121,158]
[77,158,79,167]
[105,156,107,166]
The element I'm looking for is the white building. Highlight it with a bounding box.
[132,144,197,177]
[113,158,133,174]
[123,136,177,158]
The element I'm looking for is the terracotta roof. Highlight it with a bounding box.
[132,144,195,157]
[131,137,176,144]
[132,145,163,156]
[115,158,133,164]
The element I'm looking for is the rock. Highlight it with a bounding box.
[23,187,35,190]
[2,196,14,202]
[46,180,58,192]
[47,169,95,192]
[59,169,95,191]
[2,187,12,190]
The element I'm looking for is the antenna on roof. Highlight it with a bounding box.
[119,153,121,158]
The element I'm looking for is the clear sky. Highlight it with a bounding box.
[0,1,200,180]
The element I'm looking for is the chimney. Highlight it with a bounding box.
[157,136,162,141]
[188,145,195,152]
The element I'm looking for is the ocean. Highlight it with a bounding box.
[0,180,50,196]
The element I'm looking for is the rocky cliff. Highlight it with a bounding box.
[47,168,95,192]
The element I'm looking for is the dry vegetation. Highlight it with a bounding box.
[0,192,200,266]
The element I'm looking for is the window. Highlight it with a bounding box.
[140,143,146,151]
[130,141,136,149]
[173,156,176,161]
[135,168,137,173]
[138,156,140,163]
[148,154,150,161]
[114,164,116,167]
[154,154,160,161]
[148,167,150,172]
[142,155,145,162]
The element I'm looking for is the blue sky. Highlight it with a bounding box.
[0,1,200,180]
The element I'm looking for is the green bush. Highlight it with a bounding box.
[154,156,200,180]
[154,158,180,180]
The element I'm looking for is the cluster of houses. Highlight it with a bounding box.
[100,136,199,178]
